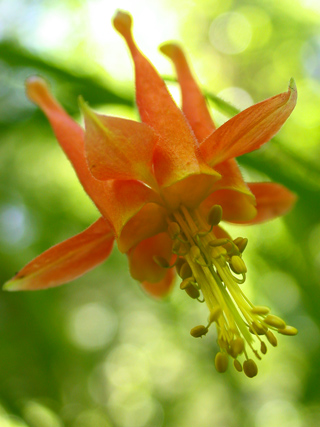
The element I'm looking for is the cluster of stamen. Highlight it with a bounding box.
[155,204,297,378]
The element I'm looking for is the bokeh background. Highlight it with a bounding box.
[1,0,320,426]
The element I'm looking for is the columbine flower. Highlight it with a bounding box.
[4,11,298,377]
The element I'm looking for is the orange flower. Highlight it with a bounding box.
[4,11,298,377]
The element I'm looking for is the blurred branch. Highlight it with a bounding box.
[0,40,133,113]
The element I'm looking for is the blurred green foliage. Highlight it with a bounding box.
[0,0,320,426]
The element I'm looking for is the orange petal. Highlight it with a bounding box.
[25,77,114,218]
[160,44,250,201]
[211,158,252,195]
[127,232,174,283]
[161,173,220,211]
[200,80,297,166]
[25,77,158,236]
[200,189,257,222]
[213,225,232,240]
[80,99,157,186]
[113,11,208,188]
[117,202,168,253]
[3,218,114,291]
[26,77,93,185]
[236,182,297,224]
[160,43,216,141]
[141,268,176,298]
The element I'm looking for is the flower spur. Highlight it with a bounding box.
[4,11,298,377]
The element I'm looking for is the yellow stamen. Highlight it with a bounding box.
[170,204,296,376]
[251,306,270,315]
[215,352,229,373]
[190,325,208,338]
[278,325,298,336]
[264,314,286,329]
[207,205,223,226]
[243,359,258,378]
[179,262,193,279]
[265,330,278,347]
[167,221,181,239]
[234,359,243,372]
[230,255,247,274]
[208,306,222,324]
[260,341,267,354]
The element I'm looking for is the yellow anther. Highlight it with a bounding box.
[234,237,248,253]
[249,321,266,335]
[211,246,228,259]
[243,359,258,378]
[278,325,298,336]
[223,241,235,253]
[167,222,180,239]
[190,325,208,338]
[185,285,201,299]
[180,278,193,290]
[179,262,193,279]
[215,352,229,373]
[172,240,181,253]
[234,359,243,372]
[209,238,228,247]
[175,258,185,275]
[178,242,189,255]
[230,256,247,274]
[208,306,222,324]
[264,314,286,330]
[265,330,278,347]
[180,279,200,299]
[260,341,267,354]
[196,229,209,237]
[251,306,270,315]
[153,256,169,268]
[233,237,243,246]
[189,245,201,261]
[230,337,245,357]
[208,205,223,226]
[253,349,262,360]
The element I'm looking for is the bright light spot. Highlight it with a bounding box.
[119,309,163,344]
[0,414,27,427]
[68,303,117,350]
[209,12,252,54]
[86,0,180,82]
[0,204,35,250]
[149,344,189,396]
[242,7,272,48]
[104,344,149,389]
[217,87,253,110]
[23,401,62,427]
[166,82,181,107]
[34,8,71,49]
[255,400,302,427]
[74,409,112,427]
[293,81,320,130]
[108,389,163,427]
[302,35,320,80]
[300,0,320,12]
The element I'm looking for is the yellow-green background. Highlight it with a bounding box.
[0,0,320,426]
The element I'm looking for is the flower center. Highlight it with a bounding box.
[164,204,297,378]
